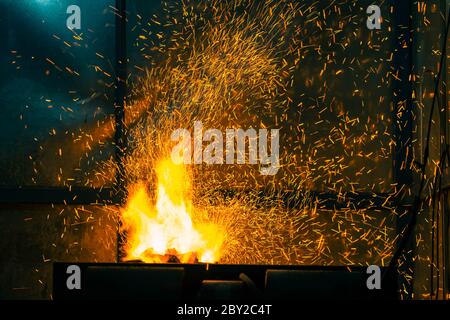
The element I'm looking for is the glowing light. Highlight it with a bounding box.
[121,158,224,263]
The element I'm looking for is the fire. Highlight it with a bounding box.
[120,158,224,263]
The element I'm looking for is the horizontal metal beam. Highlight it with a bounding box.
[217,189,395,210]
[0,186,397,210]
[0,187,119,205]
[306,191,393,210]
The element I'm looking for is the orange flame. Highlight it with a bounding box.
[121,158,224,263]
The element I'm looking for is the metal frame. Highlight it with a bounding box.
[0,3,417,228]
[439,0,449,300]
[0,1,407,210]
[114,0,127,203]
[0,0,127,206]
[0,187,117,204]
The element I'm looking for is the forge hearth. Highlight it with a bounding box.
[124,251,200,264]
[53,263,398,300]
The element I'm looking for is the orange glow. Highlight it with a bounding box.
[120,158,224,263]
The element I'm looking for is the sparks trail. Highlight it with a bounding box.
[15,0,404,267]
[114,0,398,265]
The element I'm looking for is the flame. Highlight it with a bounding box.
[120,158,224,263]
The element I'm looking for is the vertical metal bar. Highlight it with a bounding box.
[437,0,444,300]
[1,1,10,89]
[392,0,414,188]
[115,0,127,262]
[392,0,414,299]
[440,0,449,300]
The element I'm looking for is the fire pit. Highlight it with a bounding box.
[53,263,398,300]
